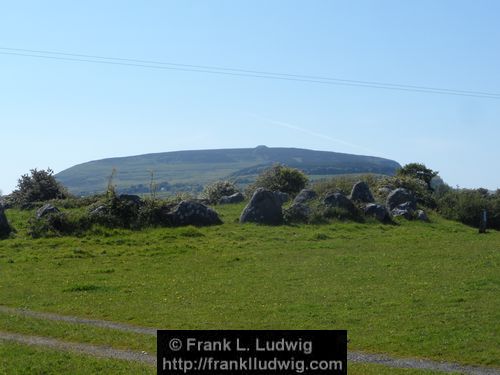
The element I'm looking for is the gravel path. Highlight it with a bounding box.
[0,331,155,365]
[0,305,156,336]
[348,351,500,375]
[1,305,499,374]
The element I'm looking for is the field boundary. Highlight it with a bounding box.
[1,305,499,374]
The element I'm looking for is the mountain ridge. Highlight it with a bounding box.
[56,146,401,196]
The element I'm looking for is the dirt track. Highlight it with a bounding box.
[1,305,499,374]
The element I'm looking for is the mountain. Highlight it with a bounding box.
[55,146,401,196]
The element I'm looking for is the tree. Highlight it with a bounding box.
[11,168,69,206]
[250,164,308,195]
[201,180,238,204]
[397,163,438,190]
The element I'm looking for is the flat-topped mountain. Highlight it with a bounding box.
[56,146,401,196]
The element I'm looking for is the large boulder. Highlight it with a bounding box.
[168,201,222,226]
[391,201,416,220]
[323,192,357,215]
[386,188,416,210]
[218,192,245,204]
[364,203,389,222]
[396,202,416,212]
[0,205,12,238]
[283,203,311,223]
[350,181,374,203]
[36,204,60,219]
[240,188,283,225]
[391,208,413,220]
[293,189,317,204]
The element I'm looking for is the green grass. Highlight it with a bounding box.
[0,342,152,375]
[349,363,450,374]
[0,341,451,375]
[0,311,155,353]
[1,203,499,372]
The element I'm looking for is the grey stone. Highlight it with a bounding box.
[323,192,357,214]
[0,205,12,238]
[350,181,374,203]
[293,189,317,204]
[240,188,283,225]
[391,201,416,220]
[391,208,413,220]
[89,205,107,216]
[168,201,222,226]
[218,192,245,204]
[396,202,416,213]
[283,203,311,223]
[364,203,389,222]
[416,209,429,222]
[36,204,60,219]
[386,188,416,210]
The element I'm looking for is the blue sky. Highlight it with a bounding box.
[1,0,499,193]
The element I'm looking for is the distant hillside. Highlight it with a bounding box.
[56,146,401,196]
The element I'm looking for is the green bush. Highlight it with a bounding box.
[11,168,69,208]
[28,211,90,238]
[247,164,308,196]
[436,189,492,228]
[321,206,364,222]
[489,193,500,229]
[47,195,105,209]
[201,181,238,204]
[313,174,380,197]
[88,193,142,229]
[137,198,175,227]
[396,163,438,190]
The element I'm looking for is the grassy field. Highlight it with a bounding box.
[0,203,499,373]
[0,341,449,375]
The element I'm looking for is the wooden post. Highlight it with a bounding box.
[479,209,487,234]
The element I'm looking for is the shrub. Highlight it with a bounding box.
[436,188,500,230]
[88,192,142,229]
[489,194,500,229]
[313,174,380,197]
[247,164,308,196]
[47,195,105,209]
[396,163,438,190]
[295,201,364,224]
[137,198,175,227]
[283,204,310,224]
[28,211,90,238]
[201,181,238,204]
[171,191,195,203]
[11,168,69,208]
[321,206,364,222]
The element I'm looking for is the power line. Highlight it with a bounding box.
[3,46,499,97]
[1,47,499,99]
